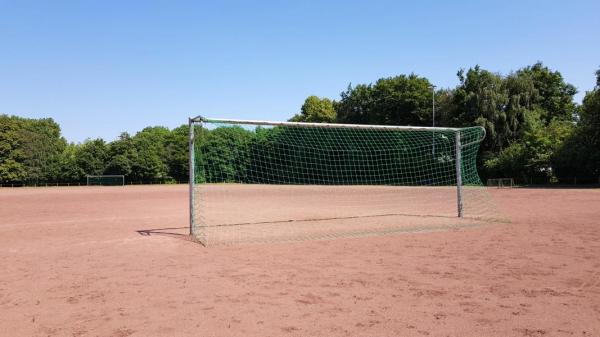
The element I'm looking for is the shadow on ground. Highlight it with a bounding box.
[136,226,194,241]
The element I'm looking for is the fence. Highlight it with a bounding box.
[0,180,189,188]
[496,176,600,186]
[2,177,599,188]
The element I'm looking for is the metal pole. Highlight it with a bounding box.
[432,85,436,155]
[455,131,463,217]
[188,118,195,236]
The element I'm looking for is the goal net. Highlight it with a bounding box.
[86,175,125,186]
[487,178,514,188]
[189,117,501,246]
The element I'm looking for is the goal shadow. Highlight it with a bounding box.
[136,226,195,241]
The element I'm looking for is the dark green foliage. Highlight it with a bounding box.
[551,70,600,182]
[196,125,255,183]
[484,116,574,182]
[0,115,66,183]
[57,143,83,182]
[0,116,190,184]
[450,66,512,153]
[0,115,28,182]
[290,96,336,122]
[75,139,108,177]
[164,125,191,182]
[516,62,577,123]
[129,127,171,182]
[105,133,136,177]
[336,74,434,126]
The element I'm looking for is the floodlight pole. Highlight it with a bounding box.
[455,131,463,217]
[188,118,195,236]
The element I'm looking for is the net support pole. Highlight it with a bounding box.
[188,118,195,236]
[455,131,463,217]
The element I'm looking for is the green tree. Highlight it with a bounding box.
[578,69,600,137]
[0,115,27,182]
[105,133,136,177]
[485,114,574,182]
[1,115,67,183]
[451,66,511,153]
[449,63,576,155]
[18,118,67,183]
[335,74,434,126]
[515,62,577,123]
[290,96,336,122]
[130,127,171,182]
[198,126,254,183]
[164,125,190,182]
[75,139,108,176]
[552,69,600,182]
[57,143,84,182]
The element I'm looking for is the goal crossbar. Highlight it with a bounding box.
[192,116,477,133]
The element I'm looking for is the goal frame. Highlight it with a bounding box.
[189,116,485,238]
[487,178,514,188]
[86,175,125,186]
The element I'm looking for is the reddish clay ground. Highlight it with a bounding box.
[1,185,599,336]
[193,185,496,245]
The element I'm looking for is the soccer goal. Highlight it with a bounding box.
[487,178,514,188]
[189,116,500,246]
[86,175,125,186]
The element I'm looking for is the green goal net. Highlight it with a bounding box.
[86,175,125,186]
[189,117,501,246]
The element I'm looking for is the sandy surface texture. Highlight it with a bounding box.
[1,185,599,336]
[193,184,494,245]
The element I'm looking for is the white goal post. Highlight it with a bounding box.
[188,116,496,245]
[86,175,125,186]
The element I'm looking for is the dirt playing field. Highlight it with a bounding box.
[1,185,599,337]
[193,185,497,245]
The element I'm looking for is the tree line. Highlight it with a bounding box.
[1,62,599,185]
[0,119,189,184]
[292,63,600,184]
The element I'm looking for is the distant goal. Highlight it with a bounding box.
[189,117,501,246]
[86,175,125,186]
[487,178,514,188]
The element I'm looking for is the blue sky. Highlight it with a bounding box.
[1,1,598,142]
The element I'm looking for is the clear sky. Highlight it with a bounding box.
[1,0,598,142]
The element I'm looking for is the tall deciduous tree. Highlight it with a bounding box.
[130,127,170,182]
[164,125,190,182]
[450,66,510,153]
[552,69,600,182]
[58,143,84,182]
[0,115,28,182]
[75,139,108,176]
[198,126,254,183]
[335,74,433,126]
[105,132,136,177]
[290,96,336,123]
[515,62,577,123]
[13,117,66,183]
